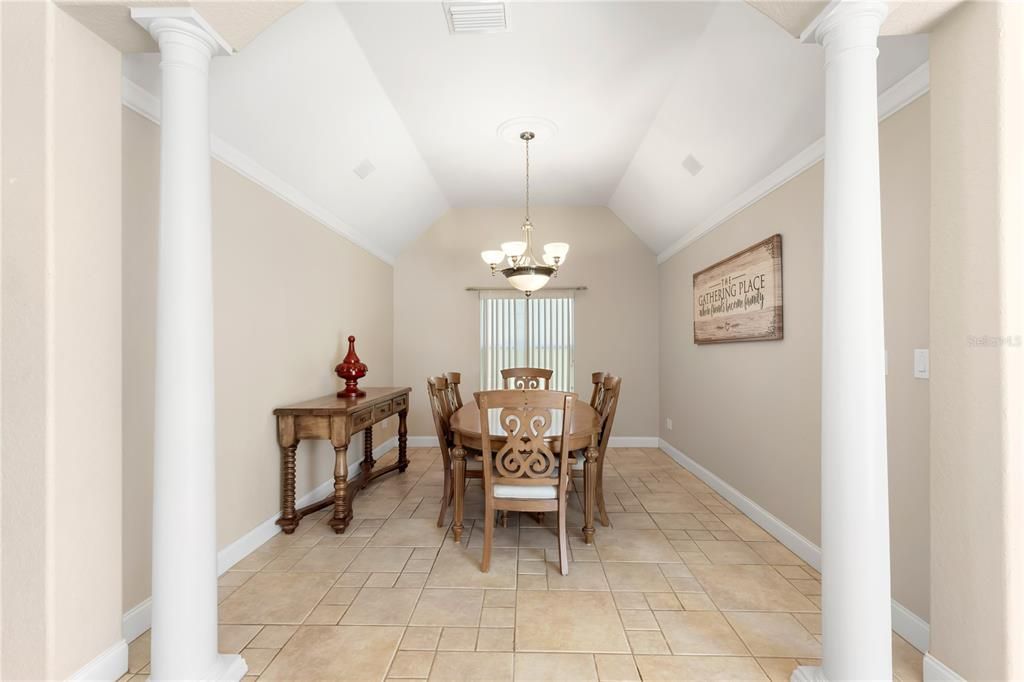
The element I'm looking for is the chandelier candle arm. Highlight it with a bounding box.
[481,130,568,295]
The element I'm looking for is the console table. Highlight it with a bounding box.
[273,387,410,534]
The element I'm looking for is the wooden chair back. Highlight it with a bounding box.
[444,372,464,409]
[589,372,608,409]
[426,376,456,452]
[501,367,553,390]
[595,375,622,456]
[475,389,575,496]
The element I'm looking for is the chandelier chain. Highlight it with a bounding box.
[524,134,530,222]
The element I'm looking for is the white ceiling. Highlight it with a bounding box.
[124,1,928,260]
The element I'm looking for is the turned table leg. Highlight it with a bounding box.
[361,426,374,489]
[398,408,409,473]
[276,415,300,534]
[452,443,466,543]
[329,442,352,533]
[582,441,599,544]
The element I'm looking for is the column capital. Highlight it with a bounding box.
[131,7,233,57]
[801,0,888,48]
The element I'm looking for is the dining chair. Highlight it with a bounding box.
[444,372,464,409]
[476,389,576,575]
[428,375,481,527]
[589,371,607,409]
[501,367,553,389]
[591,375,622,527]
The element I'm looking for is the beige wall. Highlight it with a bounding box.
[122,110,395,612]
[1,4,124,678]
[929,2,1024,677]
[658,97,931,620]
[394,206,660,439]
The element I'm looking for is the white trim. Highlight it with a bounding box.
[656,61,930,264]
[658,438,930,653]
[122,436,398,643]
[608,436,659,448]
[121,76,395,266]
[69,639,128,681]
[923,653,965,681]
[407,435,441,448]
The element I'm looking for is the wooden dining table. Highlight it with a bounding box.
[449,400,604,544]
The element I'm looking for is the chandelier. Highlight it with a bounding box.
[480,131,569,296]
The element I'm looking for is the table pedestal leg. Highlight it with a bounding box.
[361,427,374,489]
[277,444,299,534]
[583,444,598,544]
[329,442,352,533]
[452,444,466,543]
[398,408,409,473]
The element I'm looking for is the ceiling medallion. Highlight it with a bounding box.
[480,130,569,296]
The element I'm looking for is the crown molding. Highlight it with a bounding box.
[656,60,930,265]
[121,77,395,266]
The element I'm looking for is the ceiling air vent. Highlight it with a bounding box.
[682,154,704,177]
[443,2,509,34]
[353,159,376,180]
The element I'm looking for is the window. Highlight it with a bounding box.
[479,291,575,392]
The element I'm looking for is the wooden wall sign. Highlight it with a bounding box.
[693,234,783,344]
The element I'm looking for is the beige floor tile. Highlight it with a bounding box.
[468,523,521,548]
[367,572,401,588]
[427,546,517,589]
[476,627,514,652]
[696,540,766,565]
[654,611,748,656]
[401,626,442,651]
[618,609,658,630]
[594,530,679,563]
[240,647,279,675]
[341,588,421,625]
[636,493,707,514]
[790,579,821,596]
[220,572,337,624]
[603,563,670,592]
[517,574,548,590]
[644,592,681,610]
[397,572,430,589]
[690,564,818,612]
[611,591,649,610]
[718,514,774,542]
[750,542,803,565]
[658,563,692,578]
[518,527,560,549]
[389,650,435,678]
[626,630,670,654]
[428,652,513,681]
[634,655,768,681]
[485,589,517,607]
[219,624,261,654]
[411,588,484,627]
[349,547,414,573]
[480,606,515,627]
[893,634,924,682]
[677,592,717,610]
[127,632,150,673]
[219,571,255,587]
[607,513,656,529]
[793,612,821,635]
[370,518,451,547]
[260,625,403,680]
[650,513,704,530]
[516,591,629,653]
[290,546,361,573]
[438,627,479,651]
[305,603,346,624]
[756,657,800,681]
[725,612,821,658]
[336,572,370,587]
[518,559,546,575]
[323,585,360,605]
[594,654,640,682]
[546,561,610,591]
[774,565,814,579]
[249,625,297,649]
[514,653,598,681]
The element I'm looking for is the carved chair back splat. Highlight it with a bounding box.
[501,367,553,390]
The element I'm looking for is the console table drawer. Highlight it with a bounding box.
[372,400,392,421]
[352,408,373,431]
[393,394,408,412]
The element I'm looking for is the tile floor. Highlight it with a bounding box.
[122,447,924,681]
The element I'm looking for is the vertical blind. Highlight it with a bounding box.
[480,291,575,392]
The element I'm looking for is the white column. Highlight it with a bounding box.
[130,9,244,681]
[794,2,892,681]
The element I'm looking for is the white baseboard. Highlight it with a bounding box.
[658,438,930,653]
[122,436,398,643]
[407,435,439,448]
[923,653,965,681]
[70,639,128,681]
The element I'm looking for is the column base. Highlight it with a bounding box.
[150,654,248,682]
[791,665,826,682]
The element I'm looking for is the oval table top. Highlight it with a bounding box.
[449,400,601,452]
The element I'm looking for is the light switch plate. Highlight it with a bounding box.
[914,349,929,379]
[665,418,673,431]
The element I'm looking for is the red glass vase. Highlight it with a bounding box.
[335,335,368,398]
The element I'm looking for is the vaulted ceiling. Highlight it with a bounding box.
[123,1,928,262]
